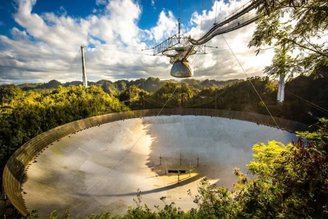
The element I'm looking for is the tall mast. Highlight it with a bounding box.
[178,0,181,43]
[81,46,88,88]
[178,18,181,43]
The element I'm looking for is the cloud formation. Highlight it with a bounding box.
[0,0,273,84]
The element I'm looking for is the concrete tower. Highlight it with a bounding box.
[81,46,88,87]
[277,74,285,103]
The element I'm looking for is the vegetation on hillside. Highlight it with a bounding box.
[122,70,327,124]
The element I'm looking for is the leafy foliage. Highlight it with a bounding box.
[250,0,328,74]
[193,179,236,219]
[119,85,149,109]
[264,46,302,79]
[234,120,328,218]
[146,81,199,108]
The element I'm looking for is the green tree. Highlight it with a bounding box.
[235,119,328,218]
[250,0,328,72]
[119,85,149,109]
[150,82,199,108]
[193,178,236,219]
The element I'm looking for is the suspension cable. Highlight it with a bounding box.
[157,85,178,115]
[285,90,328,114]
[189,0,259,45]
[222,35,281,129]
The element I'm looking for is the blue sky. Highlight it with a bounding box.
[0,0,274,84]
[1,0,214,38]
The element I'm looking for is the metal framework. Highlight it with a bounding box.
[153,34,181,56]
[150,0,264,78]
[189,0,261,45]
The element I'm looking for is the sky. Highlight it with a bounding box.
[0,0,274,84]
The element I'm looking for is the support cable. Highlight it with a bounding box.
[285,90,328,114]
[222,35,281,129]
[157,86,178,116]
[189,0,259,45]
[190,14,259,45]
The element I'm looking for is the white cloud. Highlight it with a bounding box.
[147,10,178,42]
[0,0,273,84]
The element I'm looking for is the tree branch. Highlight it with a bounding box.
[287,38,328,57]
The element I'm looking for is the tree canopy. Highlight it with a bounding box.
[250,0,328,73]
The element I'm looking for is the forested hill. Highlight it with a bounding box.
[2,70,328,125]
[16,77,241,93]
